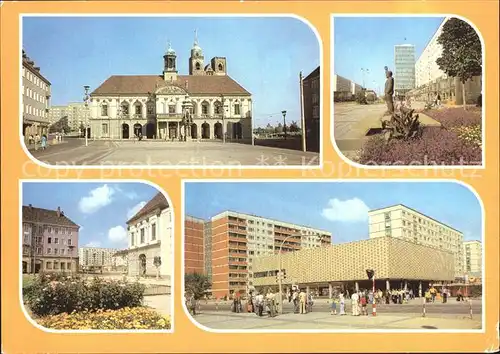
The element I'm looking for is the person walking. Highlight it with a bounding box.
[41,134,47,150]
[331,295,338,315]
[339,292,346,315]
[384,68,395,115]
[187,293,197,316]
[299,290,307,314]
[351,291,360,316]
[292,289,299,314]
[307,292,314,313]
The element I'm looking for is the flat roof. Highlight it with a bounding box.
[368,204,463,234]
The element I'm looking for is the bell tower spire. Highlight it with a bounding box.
[189,29,205,76]
[163,39,178,82]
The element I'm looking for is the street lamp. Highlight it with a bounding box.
[361,68,370,89]
[83,85,90,146]
[366,269,376,316]
[277,233,301,314]
[281,110,287,140]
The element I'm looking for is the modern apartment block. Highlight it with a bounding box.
[49,103,87,131]
[414,17,482,104]
[394,44,416,96]
[184,216,206,275]
[368,204,464,277]
[22,50,51,141]
[463,240,482,277]
[204,221,213,281]
[210,211,332,298]
[22,205,80,273]
[78,247,122,271]
[302,66,320,153]
[333,74,363,101]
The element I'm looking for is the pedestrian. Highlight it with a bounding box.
[28,134,34,146]
[41,134,47,150]
[360,293,367,315]
[384,67,395,115]
[292,289,299,314]
[307,292,314,313]
[187,293,197,316]
[266,289,276,317]
[442,287,448,303]
[34,133,40,150]
[339,292,346,315]
[351,291,360,316]
[331,295,337,315]
[299,290,307,314]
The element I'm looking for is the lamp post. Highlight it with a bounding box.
[83,85,90,146]
[281,110,287,140]
[361,68,369,89]
[277,233,302,314]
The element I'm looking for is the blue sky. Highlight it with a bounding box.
[22,182,159,249]
[333,17,444,95]
[22,16,319,128]
[185,182,482,244]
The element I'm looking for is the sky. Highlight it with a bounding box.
[333,17,444,95]
[22,182,160,249]
[23,16,320,128]
[185,182,482,244]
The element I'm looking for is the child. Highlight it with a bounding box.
[360,294,367,315]
[331,297,337,315]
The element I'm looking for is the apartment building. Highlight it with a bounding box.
[209,211,332,298]
[78,247,121,271]
[49,103,87,131]
[22,50,51,141]
[394,44,416,96]
[368,204,464,277]
[184,216,205,275]
[414,17,482,104]
[463,240,482,277]
[302,66,320,153]
[204,221,213,281]
[22,205,80,273]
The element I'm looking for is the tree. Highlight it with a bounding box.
[289,121,300,133]
[274,123,283,134]
[153,256,162,280]
[49,116,71,133]
[355,89,368,104]
[79,123,85,136]
[436,18,482,110]
[184,273,211,300]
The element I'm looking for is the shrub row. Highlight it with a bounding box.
[36,307,170,330]
[24,274,146,317]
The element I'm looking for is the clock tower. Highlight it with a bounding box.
[189,29,205,76]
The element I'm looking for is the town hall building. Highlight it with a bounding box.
[89,35,253,142]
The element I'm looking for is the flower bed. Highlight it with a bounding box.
[358,107,482,165]
[24,273,146,317]
[36,307,171,330]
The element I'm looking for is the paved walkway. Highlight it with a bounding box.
[192,310,481,330]
[29,139,319,167]
[333,102,441,160]
[143,295,171,316]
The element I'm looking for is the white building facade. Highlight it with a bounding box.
[126,192,172,280]
[333,74,363,101]
[89,37,252,142]
[463,240,482,277]
[394,44,416,96]
[49,103,86,131]
[368,204,464,278]
[78,247,120,271]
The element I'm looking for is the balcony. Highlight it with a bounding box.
[157,113,182,119]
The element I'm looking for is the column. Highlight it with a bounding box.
[355,282,359,292]
[386,280,390,291]
[142,102,146,119]
[404,280,408,291]
[419,281,422,297]
[328,283,333,298]
[306,285,310,296]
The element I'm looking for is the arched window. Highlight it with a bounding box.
[218,63,223,71]
[195,62,201,70]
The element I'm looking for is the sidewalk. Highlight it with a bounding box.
[193,310,481,330]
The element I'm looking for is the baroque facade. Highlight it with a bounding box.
[89,36,252,142]
[126,192,172,280]
[22,205,79,273]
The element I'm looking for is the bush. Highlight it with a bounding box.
[36,307,171,330]
[358,107,482,165]
[25,275,146,317]
[355,90,368,104]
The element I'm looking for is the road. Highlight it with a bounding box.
[28,138,319,166]
[334,103,387,141]
[196,298,481,316]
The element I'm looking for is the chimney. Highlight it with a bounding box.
[57,206,61,217]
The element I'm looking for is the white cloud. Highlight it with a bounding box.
[79,184,115,214]
[108,225,127,245]
[322,198,370,222]
[127,201,147,220]
[84,241,101,247]
[115,185,139,200]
